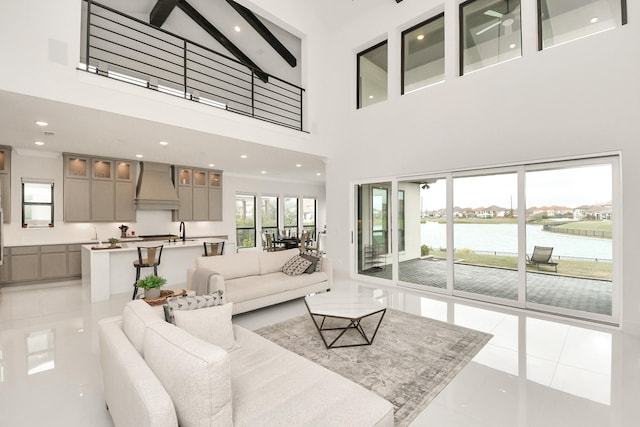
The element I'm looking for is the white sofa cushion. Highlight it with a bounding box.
[174,303,236,351]
[144,321,233,427]
[196,251,260,279]
[122,299,164,356]
[258,248,300,274]
[226,271,329,303]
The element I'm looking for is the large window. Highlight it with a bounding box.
[22,180,54,228]
[402,13,445,94]
[283,197,299,237]
[460,0,522,75]
[354,156,619,323]
[538,0,624,50]
[357,40,388,108]
[235,194,255,248]
[261,195,279,237]
[302,198,317,238]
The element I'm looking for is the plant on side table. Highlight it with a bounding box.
[137,274,167,299]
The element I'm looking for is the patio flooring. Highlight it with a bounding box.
[362,258,612,315]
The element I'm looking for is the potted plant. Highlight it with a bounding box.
[108,237,120,248]
[137,274,167,299]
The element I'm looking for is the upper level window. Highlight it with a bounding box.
[402,13,445,94]
[357,40,388,108]
[22,180,54,228]
[460,0,522,75]
[538,0,624,50]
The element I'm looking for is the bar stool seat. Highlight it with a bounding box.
[203,241,224,257]
[132,245,163,299]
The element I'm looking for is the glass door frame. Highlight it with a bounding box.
[351,153,621,325]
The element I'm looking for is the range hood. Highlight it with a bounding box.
[135,162,180,210]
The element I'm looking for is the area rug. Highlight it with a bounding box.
[255,308,492,427]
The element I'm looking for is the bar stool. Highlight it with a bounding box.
[132,245,163,299]
[203,241,224,257]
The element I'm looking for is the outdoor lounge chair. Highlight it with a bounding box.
[526,245,558,272]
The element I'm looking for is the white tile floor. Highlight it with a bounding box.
[1,278,639,427]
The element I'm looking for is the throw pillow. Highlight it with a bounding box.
[300,253,319,274]
[173,303,235,351]
[163,290,224,324]
[281,255,313,276]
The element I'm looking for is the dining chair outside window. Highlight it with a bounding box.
[203,241,225,257]
[132,245,163,299]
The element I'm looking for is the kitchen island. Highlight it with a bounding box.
[81,238,225,302]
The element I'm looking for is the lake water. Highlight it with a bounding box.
[421,222,612,260]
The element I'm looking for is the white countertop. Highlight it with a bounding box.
[82,237,226,252]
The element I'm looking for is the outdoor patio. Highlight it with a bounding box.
[362,258,612,315]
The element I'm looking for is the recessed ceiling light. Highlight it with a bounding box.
[369,95,374,99]
[261,170,267,174]
[34,141,45,146]
[35,121,48,126]
[316,172,322,176]
[590,17,599,24]
[417,34,425,41]
[509,43,516,49]
[234,25,241,32]
[159,141,168,146]
[208,163,215,167]
[135,154,143,158]
[240,154,248,159]
[296,164,302,168]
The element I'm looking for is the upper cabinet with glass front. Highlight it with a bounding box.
[93,159,113,180]
[172,165,223,221]
[66,156,89,178]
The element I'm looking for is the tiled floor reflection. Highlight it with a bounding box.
[0,279,639,427]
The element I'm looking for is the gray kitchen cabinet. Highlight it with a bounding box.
[0,145,11,223]
[64,154,136,222]
[64,179,91,221]
[68,245,82,276]
[10,246,40,282]
[92,180,115,221]
[41,245,68,279]
[173,166,223,221]
[1,244,87,285]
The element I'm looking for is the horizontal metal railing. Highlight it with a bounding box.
[81,0,304,131]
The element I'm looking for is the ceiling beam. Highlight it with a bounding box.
[149,0,180,27]
[225,0,297,68]
[177,0,269,83]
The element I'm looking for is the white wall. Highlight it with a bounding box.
[310,1,640,333]
[4,151,324,246]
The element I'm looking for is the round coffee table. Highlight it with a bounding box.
[304,292,386,349]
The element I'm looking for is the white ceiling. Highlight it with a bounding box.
[0,0,331,183]
[0,89,326,183]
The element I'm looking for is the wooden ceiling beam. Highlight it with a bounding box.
[177,0,269,82]
[225,0,297,68]
[149,0,180,27]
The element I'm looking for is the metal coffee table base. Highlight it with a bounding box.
[307,307,386,349]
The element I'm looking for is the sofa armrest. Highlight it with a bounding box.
[186,268,226,296]
[98,317,178,427]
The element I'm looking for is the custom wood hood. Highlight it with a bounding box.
[135,162,180,210]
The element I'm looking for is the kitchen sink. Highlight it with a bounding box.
[139,234,179,241]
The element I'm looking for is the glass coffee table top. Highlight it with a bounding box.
[304,292,386,349]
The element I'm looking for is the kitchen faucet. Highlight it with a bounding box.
[179,221,186,241]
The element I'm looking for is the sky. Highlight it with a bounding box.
[420,164,612,211]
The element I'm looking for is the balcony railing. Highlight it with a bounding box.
[81,0,304,131]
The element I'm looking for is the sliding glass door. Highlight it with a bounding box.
[353,155,619,323]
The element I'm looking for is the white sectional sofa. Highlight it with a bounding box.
[98,300,394,427]
[186,248,332,314]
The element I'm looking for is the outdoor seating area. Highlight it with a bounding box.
[526,245,559,272]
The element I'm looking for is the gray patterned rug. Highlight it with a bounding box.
[256,308,492,426]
